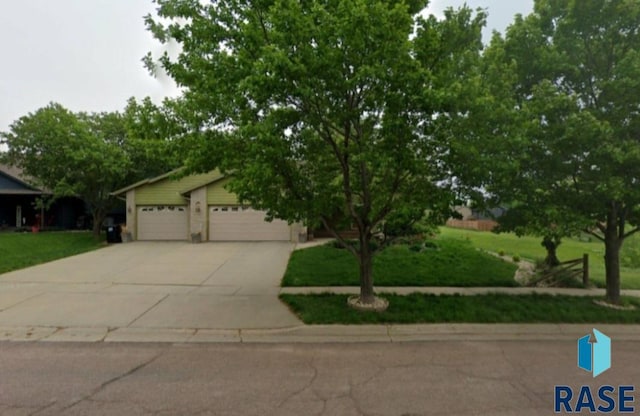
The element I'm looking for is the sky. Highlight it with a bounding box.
[0,0,533,135]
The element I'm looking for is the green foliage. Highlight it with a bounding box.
[280,293,640,324]
[0,103,129,234]
[474,0,640,303]
[146,0,487,299]
[122,97,182,181]
[0,232,104,274]
[512,254,520,263]
[1,101,180,235]
[381,207,428,242]
[282,238,518,287]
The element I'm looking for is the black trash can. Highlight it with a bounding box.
[105,225,122,243]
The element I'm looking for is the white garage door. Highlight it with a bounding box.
[137,206,188,240]
[209,206,291,241]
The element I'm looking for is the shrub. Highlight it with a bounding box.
[423,240,438,250]
[409,244,422,252]
[512,254,521,263]
[621,235,640,269]
[498,249,505,256]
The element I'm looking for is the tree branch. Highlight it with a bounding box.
[584,228,605,242]
[319,215,358,258]
[623,226,640,240]
[371,170,410,227]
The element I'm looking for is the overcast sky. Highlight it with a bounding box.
[0,0,533,134]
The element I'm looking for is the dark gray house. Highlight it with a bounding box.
[0,164,85,230]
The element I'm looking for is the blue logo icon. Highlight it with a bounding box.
[578,328,611,378]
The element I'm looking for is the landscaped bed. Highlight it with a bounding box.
[280,293,640,324]
[0,231,104,274]
[283,238,519,287]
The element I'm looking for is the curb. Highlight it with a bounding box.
[3,324,640,344]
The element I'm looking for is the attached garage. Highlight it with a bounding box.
[111,169,305,242]
[137,206,188,240]
[209,206,291,241]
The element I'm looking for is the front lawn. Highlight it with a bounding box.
[282,238,518,287]
[439,227,640,289]
[0,231,104,274]
[280,293,640,324]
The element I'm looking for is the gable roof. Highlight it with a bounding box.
[0,163,45,195]
[111,169,226,197]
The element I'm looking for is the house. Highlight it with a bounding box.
[0,163,88,230]
[111,169,305,242]
[0,163,43,229]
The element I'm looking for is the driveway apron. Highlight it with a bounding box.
[0,242,302,330]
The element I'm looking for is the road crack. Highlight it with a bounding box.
[275,358,320,410]
[60,351,165,412]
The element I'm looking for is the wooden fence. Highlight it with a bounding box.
[445,219,498,232]
[536,254,589,287]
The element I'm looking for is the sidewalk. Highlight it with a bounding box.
[1,283,639,343]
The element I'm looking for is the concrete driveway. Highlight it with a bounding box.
[0,242,302,337]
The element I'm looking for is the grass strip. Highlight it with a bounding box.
[280,293,640,324]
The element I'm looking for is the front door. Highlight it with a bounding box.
[16,205,22,227]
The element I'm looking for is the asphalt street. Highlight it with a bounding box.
[0,340,638,415]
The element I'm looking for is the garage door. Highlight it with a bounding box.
[209,206,291,241]
[137,206,188,240]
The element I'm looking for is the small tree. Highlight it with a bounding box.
[146,0,486,307]
[494,204,582,268]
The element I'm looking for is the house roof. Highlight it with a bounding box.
[179,171,226,196]
[110,168,184,196]
[111,168,226,197]
[0,163,45,195]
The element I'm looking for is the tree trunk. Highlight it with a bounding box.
[604,232,621,305]
[541,237,560,268]
[603,204,622,305]
[91,209,106,238]
[358,234,375,305]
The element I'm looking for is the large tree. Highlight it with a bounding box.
[1,101,180,237]
[145,0,485,307]
[479,0,640,304]
[1,103,129,236]
[122,96,183,181]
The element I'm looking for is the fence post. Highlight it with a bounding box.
[582,254,589,286]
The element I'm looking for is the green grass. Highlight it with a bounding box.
[439,227,640,290]
[283,238,518,287]
[280,293,640,324]
[0,231,105,274]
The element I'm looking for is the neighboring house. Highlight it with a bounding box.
[0,163,87,230]
[111,169,306,242]
[0,163,43,228]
